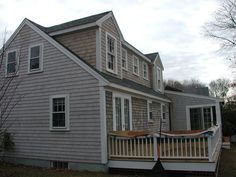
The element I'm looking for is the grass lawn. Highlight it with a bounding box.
[218,143,236,177]
[0,144,235,177]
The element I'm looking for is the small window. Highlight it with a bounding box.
[52,161,68,169]
[133,56,139,75]
[157,67,162,91]
[121,49,127,70]
[106,33,117,73]
[143,62,148,80]
[50,95,69,130]
[147,101,153,122]
[6,50,18,75]
[162,104,166,120]
[28,44,43,73]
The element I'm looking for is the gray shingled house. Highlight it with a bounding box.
[1,11,222,174]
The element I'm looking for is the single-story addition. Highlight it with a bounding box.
[0,11,223,175]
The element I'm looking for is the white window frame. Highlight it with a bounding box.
[157,66,162,92]
[133,55,139,76]
[112,92,132,131]
[49,94,70,131]
[106,32,117,74]
[186,104,217,130]
[143,62,148,80]
[5,49,19,76]
[121,48,128,70]
[28,43,43,73]
[147,100,153,123]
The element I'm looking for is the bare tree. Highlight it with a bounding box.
[0,30,23,152]
[209,78,230,98]
[204,0,236,62]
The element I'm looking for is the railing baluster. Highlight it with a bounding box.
[172,138,174,157]
[194,138,196,157]
[168,138,170,157]
[198,137,201,157]
[145,138,148,157]
[137,138,140,156]
[190,138,192,157]
[185,138,188,157]
[126,139,129,156]
[142,138,144,156]
[203,137,206,157]
[130,138,133,156]
[176,138,179,157]
[160,138,162,157]
[134,138,137,156]
[149,137,152,156]
[164,138,166,157]
[181,138,183,157]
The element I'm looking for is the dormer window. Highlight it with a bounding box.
[143,62,148,80]
[121,49,127,70]
[133,56,139,76]
[106,33,117,74]
[157,67,162,91]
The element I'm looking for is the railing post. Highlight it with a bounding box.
[154,137,158,161]
[208,136,213,162]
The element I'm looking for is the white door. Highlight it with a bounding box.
[113,93,132,131]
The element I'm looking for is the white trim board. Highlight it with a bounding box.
[165,90,223,102]
[108,160,156,170]
[3,19,109,86]
[108,83,171,103]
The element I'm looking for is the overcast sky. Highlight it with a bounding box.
[0,0,233,84]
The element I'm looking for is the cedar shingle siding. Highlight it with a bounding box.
[2,25,102,163]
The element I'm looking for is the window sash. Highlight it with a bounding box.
[133,56,139,75]
[106,34,116,72]
[29,45,41,71]
[143,62,148,79]
[7,51,17,74]
[122,49,127,69]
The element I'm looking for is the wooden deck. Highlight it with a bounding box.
[108,125,222,172]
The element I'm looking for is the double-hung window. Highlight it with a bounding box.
[133,56,139,75]
[106,33,117,73]
[147,101,153,122]
[28,44,43,73]
[143,62,148,80]
[161,104,166,120]
[50,95,69,130]
[157,67,162,91]
[6,50,18,75]
[121,49,127,70]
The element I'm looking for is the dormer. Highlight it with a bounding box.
[145,52,164,93]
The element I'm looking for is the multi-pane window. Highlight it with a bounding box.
[162,104,166,120]
[143,62,148,79]
[147,101,153,122]
[50,95,69,130]
[106,34,116,73]
[6,50,18,75]
[189,106,216,130]
[157,67,162,91]
[29,45,42,72]
[133,56,139,75]
[122,49,127,70]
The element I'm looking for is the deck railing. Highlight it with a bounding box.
[108,125,221,162]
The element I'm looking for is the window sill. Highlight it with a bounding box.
[122,67,128,71]
[106,69,118,75]
[50,128,70,132]
[143,77,149,81]
[133,72,139,77]
[28,70,44,75]
[148,120,154,123]
[5,73,19,78]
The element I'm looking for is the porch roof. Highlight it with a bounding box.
[101,73,170,102]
